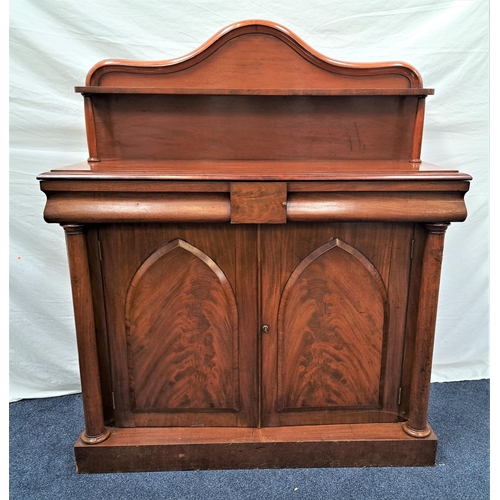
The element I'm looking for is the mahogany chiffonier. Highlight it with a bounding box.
[38,20,471,473]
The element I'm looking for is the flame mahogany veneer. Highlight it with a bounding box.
[38,20,470,473]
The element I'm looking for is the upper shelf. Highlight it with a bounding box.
[75,87,434,96]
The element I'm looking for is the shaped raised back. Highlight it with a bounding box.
[76,20,433,165]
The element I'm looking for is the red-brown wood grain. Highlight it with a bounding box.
[125,239,239,413]
[230,182,287,224]
[287,191,468,222]
[74,423,437,472]
[63,225,110,444]
[77,87,434,95]
[39,159,471,179]
[42,192,231,224]
[277,238,388,411]
[87,94,418,162]
[403,223,449,437]
[86,228,114,424]
[83,95,99,162]
[37,20,470,471]
[77,21,428,164]
[85,21,423,89]
[98,224,258,428]
[260,222,413,427]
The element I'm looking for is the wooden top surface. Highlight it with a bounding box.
[38,160,471,182]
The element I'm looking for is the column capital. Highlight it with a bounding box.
[62,224,86,235]
[424,223,450,235]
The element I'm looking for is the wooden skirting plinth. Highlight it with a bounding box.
[74,423,437,473]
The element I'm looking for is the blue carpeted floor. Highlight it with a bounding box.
[9,379,489,499]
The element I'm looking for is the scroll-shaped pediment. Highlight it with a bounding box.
[86,20,422,89]
[125,239,239,412]
[278,238,389,411]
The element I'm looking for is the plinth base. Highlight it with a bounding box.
[74,423,437,473]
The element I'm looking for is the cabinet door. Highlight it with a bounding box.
[260,223,413,427]
[99,223,258,427]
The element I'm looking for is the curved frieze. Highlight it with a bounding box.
[277,238,389,411]
[125,238,239,412]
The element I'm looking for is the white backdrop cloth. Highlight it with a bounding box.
[9,0,490,401]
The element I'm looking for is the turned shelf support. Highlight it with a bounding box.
[63,224,110,444]
[403,222,450,438]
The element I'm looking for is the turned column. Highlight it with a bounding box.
[64,224,110,444]
[403,223,450,438]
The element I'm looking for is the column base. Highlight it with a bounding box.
[80,428,111,445]
[402,422,432,438]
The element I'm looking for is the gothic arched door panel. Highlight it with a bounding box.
[260,222,413,427]
[99,223,259,428]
